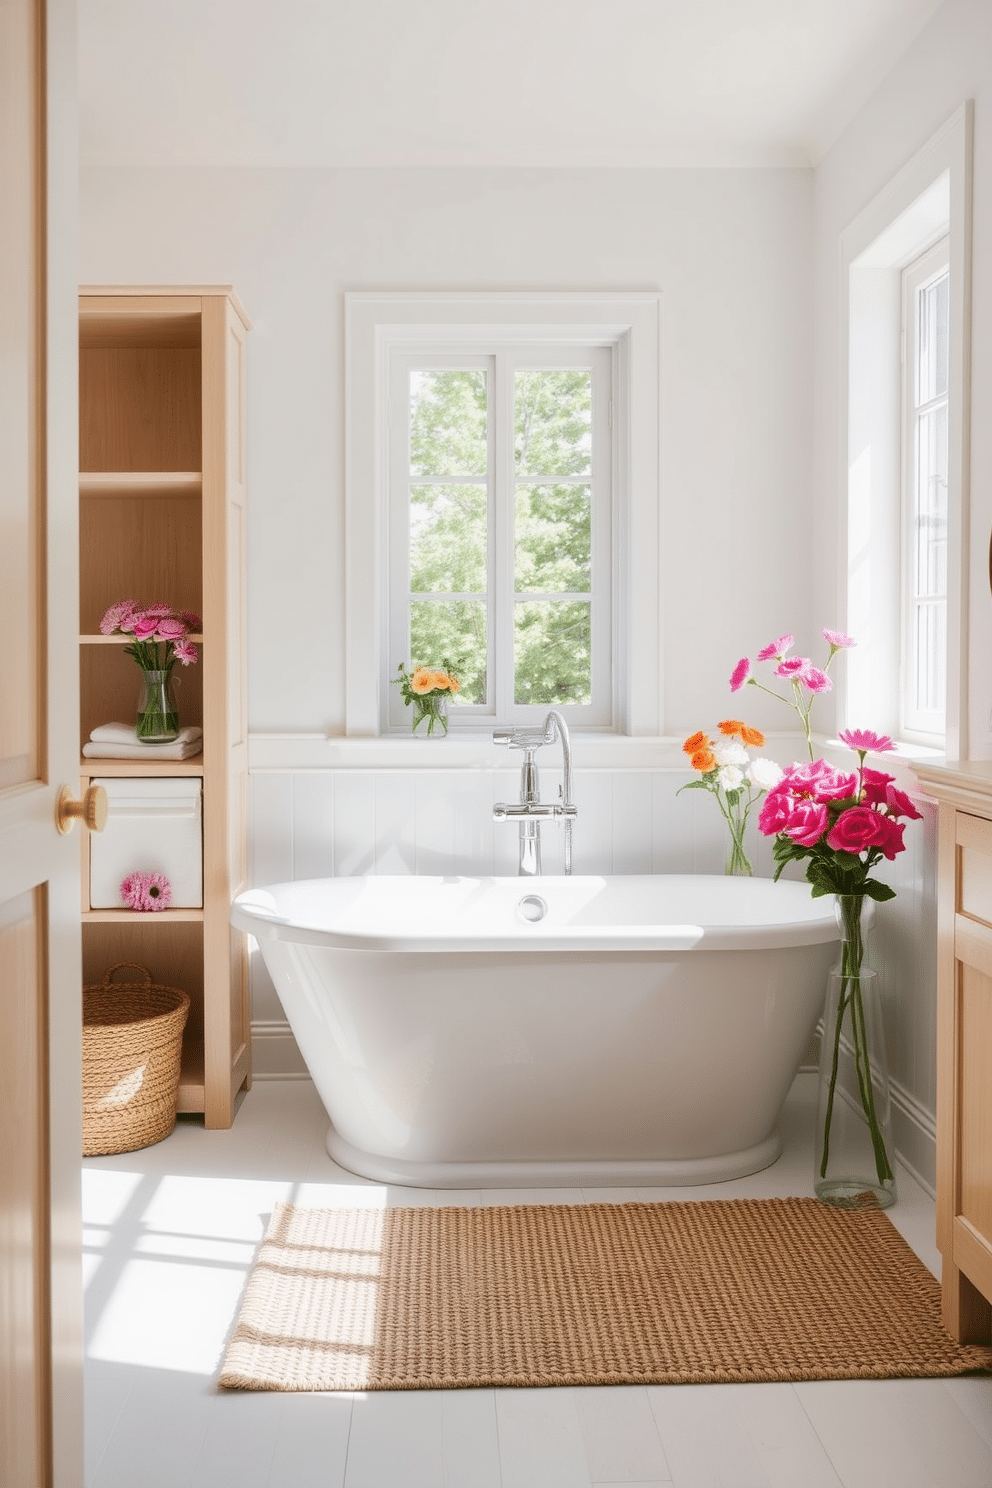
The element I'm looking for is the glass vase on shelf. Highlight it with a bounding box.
[135,668,180,743]
[814,893,896,1209]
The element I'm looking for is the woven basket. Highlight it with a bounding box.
[82,963,190,1157]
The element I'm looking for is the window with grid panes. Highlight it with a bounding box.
[386,345,613,729]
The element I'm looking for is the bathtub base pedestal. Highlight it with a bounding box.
[325,1124,783,1190]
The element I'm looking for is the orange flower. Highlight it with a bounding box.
[718,719,744,737]
[740,724,765,747]
[432,672,451,690]
[683,730,708,755]
[410,667,436,695]
[446,672,460,694]
[690,748,717,772]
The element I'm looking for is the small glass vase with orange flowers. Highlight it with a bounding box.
[392,660,461,736]
[678,721,784,875]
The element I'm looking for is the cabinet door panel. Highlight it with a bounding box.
[959,961,992,1243]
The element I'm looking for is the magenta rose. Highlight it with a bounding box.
[885,783,923,821]
[783,798,829,846]
[758,789,796,836]
[861,767,895,807]
[826,806,888,855]
[784,759,858,802]
[874,814,907,860]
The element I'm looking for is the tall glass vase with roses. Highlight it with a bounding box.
[758,732,922,1206]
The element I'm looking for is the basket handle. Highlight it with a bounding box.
[101,962,153,987]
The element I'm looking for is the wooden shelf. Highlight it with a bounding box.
[82,907,204,924]
[80,471,202,497]
[79,633,204,645]
[79,757,204,777]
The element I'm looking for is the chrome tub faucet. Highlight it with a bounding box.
[493,709,576,875]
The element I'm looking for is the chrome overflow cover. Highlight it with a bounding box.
[518,893,548,923]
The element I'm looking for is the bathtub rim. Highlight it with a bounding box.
[231,873,842,954]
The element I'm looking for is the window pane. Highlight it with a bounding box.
[514,601,591,705]
[514,370,591,477]
[915,404,947,600]
[410,600,487,704]
[410,484,487,593]
[410,370,488,477]
[915,601,946,713]
[514,483,590,594]
[917,272,949,405]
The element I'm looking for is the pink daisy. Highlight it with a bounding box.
[99,599,138,635]
[172,638,198,666]
[756,633,794,662]
[800,664,832,694]
[729,656,751,692]
[822,628,856,649]
[120,871,173,912]
[838,728,895,754]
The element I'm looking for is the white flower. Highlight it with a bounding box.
[712,739,749,767]
[718,765,744,791]
[748,757,784,791]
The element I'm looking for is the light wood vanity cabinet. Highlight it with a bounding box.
[79,286,251,1128]
[913,760,992,1342]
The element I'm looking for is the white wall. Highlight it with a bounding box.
[79,165,814,738]
[813,0,992,759]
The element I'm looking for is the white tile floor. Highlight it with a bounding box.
[82,1075,992,1488]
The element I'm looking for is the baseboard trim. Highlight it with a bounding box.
[251,1019,309,1079]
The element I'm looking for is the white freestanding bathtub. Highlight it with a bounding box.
[232,874,839,1188]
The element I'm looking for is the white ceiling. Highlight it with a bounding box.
[78,0,945,170]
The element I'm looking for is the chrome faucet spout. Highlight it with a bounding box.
[492,709,576,875]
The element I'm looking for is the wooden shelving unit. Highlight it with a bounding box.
[79,286,251,1127]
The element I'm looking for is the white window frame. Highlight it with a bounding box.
[386,343,613,731]
[901,240,950,743]
[839,103,972,757]
[345,292,661,738]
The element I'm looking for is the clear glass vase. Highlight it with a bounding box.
[814,894,896,1208]
[411,694,448,736]
[135,667,180,743]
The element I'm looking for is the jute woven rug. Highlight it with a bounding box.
[219,1197,992,1392]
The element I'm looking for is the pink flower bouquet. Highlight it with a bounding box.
[101,600,200,742]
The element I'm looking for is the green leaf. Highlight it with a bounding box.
[676,780,712,794]
[863,880,897,902]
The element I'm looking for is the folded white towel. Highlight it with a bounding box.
[89,721,203,747]
[82,739,203,761]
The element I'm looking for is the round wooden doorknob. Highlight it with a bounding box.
[56,783,108,835]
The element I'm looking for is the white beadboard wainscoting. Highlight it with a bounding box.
[246,734,940,1191]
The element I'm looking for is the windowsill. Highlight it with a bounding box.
[249,729,806,772]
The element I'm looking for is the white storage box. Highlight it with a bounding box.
[90,777,203,909]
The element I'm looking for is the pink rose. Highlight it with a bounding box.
[783,798,829,846]
[784,759,858,802]
[826,806,888,855]
[861,767,895,807]
[758,789,796,836]
[874,814,907,860]
[130,612,161,639]
[885,783,923,821]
